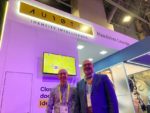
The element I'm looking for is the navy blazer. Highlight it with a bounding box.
[74,74,119,113]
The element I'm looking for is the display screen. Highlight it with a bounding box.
[43,53,76,76]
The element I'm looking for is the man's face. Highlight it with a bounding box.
[83,60,94,78]
[58,69,68,85]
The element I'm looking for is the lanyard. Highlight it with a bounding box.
[58,84,70,104]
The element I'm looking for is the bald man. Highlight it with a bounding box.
[47,69,76,113]
[74,60,119,113]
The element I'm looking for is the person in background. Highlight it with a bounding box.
[74,60,119,113]
[46,69,75,113]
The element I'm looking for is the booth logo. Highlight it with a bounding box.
[19,1,94,37]
[39,99,48,108]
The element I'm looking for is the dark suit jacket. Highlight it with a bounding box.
[74,74,119,113]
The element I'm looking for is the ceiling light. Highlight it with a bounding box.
[88,58,93,61]
[77,45,84,50]
[123,15,132,23]
[99,50,108,55]
[79,64,82,67]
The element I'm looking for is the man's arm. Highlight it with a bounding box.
[103,75,119,113]
[74,83,81,113]
[46,89,54,113]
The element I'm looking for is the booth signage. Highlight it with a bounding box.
[39,99,48,108]
[0,2,8,48]
[19,2,94,36]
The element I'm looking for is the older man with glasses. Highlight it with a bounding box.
[47,69,76,113]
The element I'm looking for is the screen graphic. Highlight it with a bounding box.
[43,53,76,76]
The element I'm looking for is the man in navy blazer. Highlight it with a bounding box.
[74,60,119,113]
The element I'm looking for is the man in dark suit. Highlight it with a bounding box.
[74,60,119,113]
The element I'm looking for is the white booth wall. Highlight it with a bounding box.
[110,63,135,113]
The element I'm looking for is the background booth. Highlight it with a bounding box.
[95,62,150,113]
[94,37,150,113]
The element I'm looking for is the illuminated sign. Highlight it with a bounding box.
[0,2,9,48]
[19,2,94,37]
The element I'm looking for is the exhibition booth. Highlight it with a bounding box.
[0,0,137,113]
[94,37,150,113]
[95,62,150,113]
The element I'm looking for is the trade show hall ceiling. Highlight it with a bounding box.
[36,0,71,13]
[1,0,150,39]
[104,0,150,40]
[35,0,150,40]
